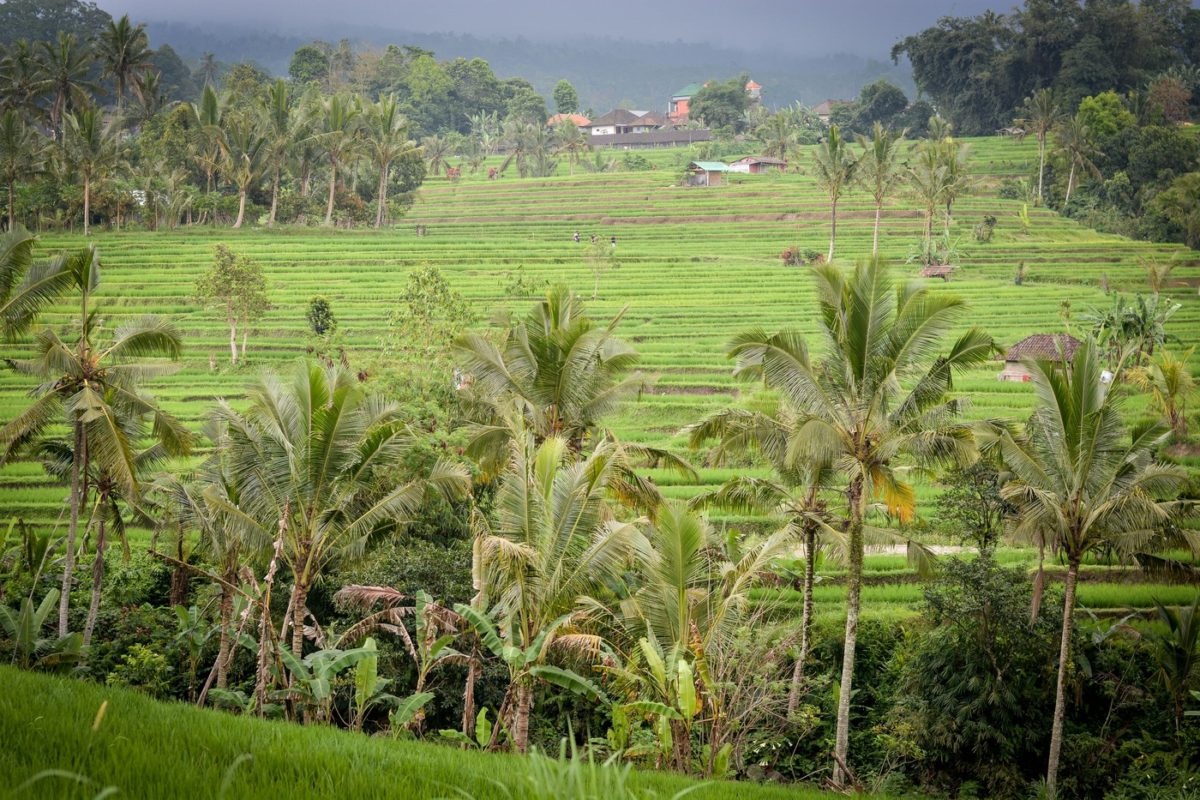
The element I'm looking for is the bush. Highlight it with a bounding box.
[306,296,337,336]
[106,643,173,698]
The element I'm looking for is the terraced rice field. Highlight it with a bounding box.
[2,136,1197,609]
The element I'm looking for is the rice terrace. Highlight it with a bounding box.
[1,1,1200,798]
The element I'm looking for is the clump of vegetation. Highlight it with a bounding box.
[306,295,336,336]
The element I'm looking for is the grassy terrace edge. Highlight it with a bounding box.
[0,665,878,800]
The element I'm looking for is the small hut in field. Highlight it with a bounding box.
[998,333,1081,382]
[920,264,957,281]
[686,161,731,187]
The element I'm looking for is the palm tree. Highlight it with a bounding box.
[207,360,470,661]
[1017,89,1061,206]
[0,227,78,337]
[465,431,641,752]
[421,134,451,177]
[259,79,299,227]
[36,32,97,142]
[726,258,994,786]
[221,113,266,229]
[937,138,972,237]
[0,110,45,231]
[811,124,858,262]
[197,53,219,87]
[1054,113,1101,206]
[997,339,1187,798]
[189,84,226,198]
[906,140,949,252]
[316,94,361,226]
[1129,347,1195,440]
[856,122,907,256]
[96,14,154,113]
[0,246,190,636]
[756,111,797,162]
[554,121,590,175]
[0,40,46,122]
[362,95,415,228]
[62,106,124,236]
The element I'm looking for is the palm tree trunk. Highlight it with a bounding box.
[788,525,817,715]
[1065,163,1076,206]
[923,204,933,250]
[324,160,337,226]
[289,581,308,659]
[216,580,234,689]
[1045,557,1080,800]
[827,196,837,262]
[513,680,533,753]
[233,188,246,228]
[1037,135,1046,206]
[240,327,248,361]
[7,180,15,232]
[462,657,478,738]
[872,201,881,256]
[268,167,280,227]
[83,174,90,237]
[82,515,106,647]
[375,165,387,228]
[833,475,865,788]
[59,422,85,637]
[228,322,238,365]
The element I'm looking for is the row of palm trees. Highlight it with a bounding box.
[811,120,971,262]
[1,226,1189,793]
[1018,88,1103,207]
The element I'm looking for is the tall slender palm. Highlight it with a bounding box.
[362,94,415,228]
[36,32,97,141]
[856,122,907,256]
[906,141,949,251]
[220,113,266,229]
[726,258,994,786]
[468,431,641,752]
[1054,113,1101,206]
[1017,89,1061,206]
[62,106,124,236]
[554,121,590,176]
[756,111,797,162]
[206,360,470,661]
[96,15,154,113]
[0,110,45,232]
[421,134,451,177]
[0,246,190,636]
[937,138,972,237]
[0,40,46,122]
[189,84,226,197]
[811,124,858,262]
[198,53,219,88]
[316,94,361,226]
[997,339,1187,798]
[258,79,299,227]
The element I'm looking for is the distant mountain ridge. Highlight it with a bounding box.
[143,20,915,111]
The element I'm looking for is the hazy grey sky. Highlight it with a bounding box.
[97,0,1007,54]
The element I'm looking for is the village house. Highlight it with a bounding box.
[589,128,713,149]
[546,113,591,130]
[729,155,787,174]
[813,99,851,125]
[686,161,731,187]
[997,333,1082,382]
[589,109,666,136]
[669,83,702,124]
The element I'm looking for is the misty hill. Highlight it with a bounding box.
[144,20,915,112]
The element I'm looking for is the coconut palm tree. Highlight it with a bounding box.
[316,94,361,226]
[726,258,994,787]
[220,113,266,229]
[856,122,907,256]
[811,124,858,262]
[197,53,219,88]
[0,40,46,123]
[906,140,949,252]
[462,431,641,752]
[0,110,45,232]
[1129,347,1195,440]
[36,32,97,142]
[937,137,972,237]
[189,84,227,199]
[362,94,415,228]
[421,133,451,177]
[0,227,78,338]
[756,111,798,162]
[62,106,124,236]
[206,360,470,661]
[258,79,299,227]
[96,14,154,113]
[1054,113,1101,206]
[0,245,190,636]
[996,338,1188,798]
[1017,89,1061,206]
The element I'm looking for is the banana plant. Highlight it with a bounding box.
[273,644,376,723]
[0,588,82,670]
[439,707,498,749]
[173,604,216,700]
[350,637,405,731]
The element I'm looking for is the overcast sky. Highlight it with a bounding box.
[97,0,1007,55]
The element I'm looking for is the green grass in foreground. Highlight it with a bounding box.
[0,666,876,800]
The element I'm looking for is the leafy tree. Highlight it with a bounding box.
[552,79,579,114]
[288,44,330,86]
[934,460,1012,551]
[209,360,470,660]
[306,295,336,336]
[852,79,908,131]
[195,245,270,365]
[996,338,1188,798]
[727,258,993,786]
[149,43,196,102]
[380,264,473,392]
[689,75,751,132]
[811,124,859,262]
[1149,172,1200,248]
[504,86,547,125]
[0,0,112,47]
[1077,90,1136,140]
[1147,74,1192,123]
[856,122,907,255]
[62,105,124,236]
[96,14,153,112]
[0,110,44,231]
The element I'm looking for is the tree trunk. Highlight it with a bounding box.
[216,580,234,689]
[228,322,238,365]
[944,201,952,238]
[462,658,478,738]
[289,581,308,660]
[832,475,865,788]
[513,680,533,753]
[169,522,189,606]
[788,525,817,715]
[240,327,248,362]
[1045,557,1080,800]
[82,516,106,647]
[7,180,15,232]
[255,522,286,716]
[268,167,280,227]
[1037,135,1046,206]
[375,164,388,228]
[83,175,90,237]
[324,161,337,226]
[871,201,881,256]
[1065,163,1076,206]
[233,188,246,228]
[827,196,837,262]
[923,204,933,250]
[59,422,85,637]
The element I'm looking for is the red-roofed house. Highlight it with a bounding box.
[547,113,591,130]
[998,334,1082,382]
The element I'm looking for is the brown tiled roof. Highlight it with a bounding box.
[1004,334,1082,363]
[548,113,590,127]
[590,109,644,126]
[588,129,713,147]
[636,111,669,127]
[732,156,787,165]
